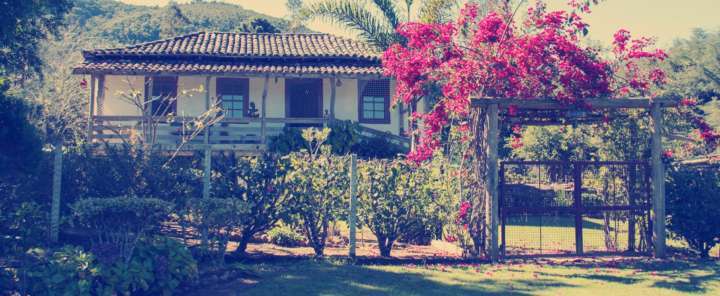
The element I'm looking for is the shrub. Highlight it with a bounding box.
[1,201,47,255]
[286,128,349,256]
[357,159,435,257]
[182,198,248,264]
[211,153,290,255]
[269,120,360,155]
[266,224,305,247]
[71,197,174,263]
[23,246,100,296]
[23,238,197,296]
[97,236,197,295]
[351,135,407,159]
[667,166,720,257]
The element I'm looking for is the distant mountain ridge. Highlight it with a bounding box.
[67,0,302,46]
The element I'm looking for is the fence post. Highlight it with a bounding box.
[348,154,358,258]
[573,163,584,255]
[50,144,63,243]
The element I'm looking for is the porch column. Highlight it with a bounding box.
[486,103,500,262]
[261,75,269,144]
[650,102,666,257]
[330,77,337,122]
[87,75,96,142]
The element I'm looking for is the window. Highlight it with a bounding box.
[147,76,177,116]
[359,80,390,124]
[217,78,249,118]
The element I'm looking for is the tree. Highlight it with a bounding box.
[238,17,280,33]
[286,0,305,31]
[0,0,73,79]
[302,0,458,50]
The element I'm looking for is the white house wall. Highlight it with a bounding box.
[98,75,405,136]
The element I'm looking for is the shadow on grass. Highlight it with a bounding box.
[236,259,574,296]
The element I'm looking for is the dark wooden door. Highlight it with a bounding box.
[285,79,323,127]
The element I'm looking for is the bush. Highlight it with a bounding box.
[286,128,349,256]
[266,224,305,247]
[97,236,197,295]
[23,238,197,296]
[357,159,435,257]
[667,166,720,257]
[182,198,248,264]
[269,120,360,155]
[211,153,290,255]
[1,201,47,255]
[23,246,100,296]
[352,135,407,159]
[72,197,174,263]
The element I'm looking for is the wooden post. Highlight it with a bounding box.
[348,154,358,258]
[651,102,666,257]
[628,163,637,252]
[203,76,212,200]
[499,163,506,257]
[50,143,63,243]
[261,75,269,144]
[486,104,500,262]
[330,77,337,121]
[573,163,584,255]
[87,75,96,142]
[398,103,404,136]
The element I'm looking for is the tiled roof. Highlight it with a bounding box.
[72,60,383,76]
[74,32,384,77]
[83,32,381,60]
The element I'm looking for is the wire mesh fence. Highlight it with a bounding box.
[500,161,652,257]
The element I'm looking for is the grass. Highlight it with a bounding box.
[228,257,720,295]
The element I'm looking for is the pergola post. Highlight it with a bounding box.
[486,103,500,262]
[330,77,337,122]
[650,102,666,257]
[87,75,96,142]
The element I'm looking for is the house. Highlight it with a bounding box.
[73,32,415,151]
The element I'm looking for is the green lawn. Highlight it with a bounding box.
[228,257,720,295]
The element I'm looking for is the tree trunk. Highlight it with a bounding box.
[234,231,252,256]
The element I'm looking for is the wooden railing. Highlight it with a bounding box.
[90,115,409,151]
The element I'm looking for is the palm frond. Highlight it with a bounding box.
[302,0,397,49]
[418,0,458,24]
[370,0,400,28]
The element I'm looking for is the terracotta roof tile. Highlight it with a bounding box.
[83,32,381,60]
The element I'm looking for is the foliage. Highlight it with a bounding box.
[211,153,290,255]
[667,166,720,257]
[182,198,248,264]
[71,197,174,264]
[0,202,47,256]
[382,1,669,162]
[301,0,458,50]
[286,128,350,256]
[0,0,72,78]
[238,17,281,33]
[96,236,197,295]
[266,224,306,247]
[22,237,197,296]
[357,159,436,256]
[351,133,408,159]
[0,84,43,175]
[23,246,100,296]
[269,120,360,155]
[62,145,202,208]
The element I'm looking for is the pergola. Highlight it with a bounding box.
[471,97,678,262]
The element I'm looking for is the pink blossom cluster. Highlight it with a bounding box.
[383,1,672,162]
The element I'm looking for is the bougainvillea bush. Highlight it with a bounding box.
[381,0,718,256]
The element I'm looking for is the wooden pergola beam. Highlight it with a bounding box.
[471,97,678,110]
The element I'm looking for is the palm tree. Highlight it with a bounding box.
[302,0,458,50]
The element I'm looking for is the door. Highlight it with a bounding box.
[285,78,323,127]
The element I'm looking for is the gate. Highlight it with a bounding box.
[499,161,653,257]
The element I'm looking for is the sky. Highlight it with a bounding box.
[119,0,720,48]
